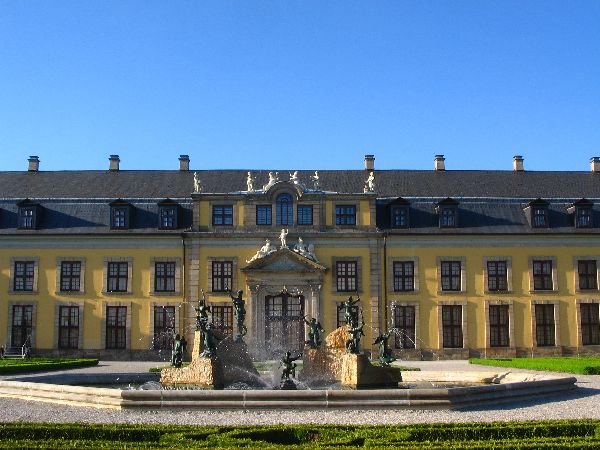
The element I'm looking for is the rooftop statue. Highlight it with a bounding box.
[263,171,279,190]
[292,237,318,262]
[290,170,300,184]
[279,228,289,248]
[246,171,255,192]
[246,239,276,263]
[364,171,375,192]
[312,170,320,189]
[193,171,202,193]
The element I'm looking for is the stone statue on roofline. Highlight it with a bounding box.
[279,228,289,248]
[246,239,276,263]
[290,170,300,184]
[246,171,255,192]
[193,172,202,193]
[364,171,375,193]
[263,171,279,190]
[312,171,320,190]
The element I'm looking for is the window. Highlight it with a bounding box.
[577,207,593,228]
[487,261,508,291]
[297,205,313,225]
[276,194,293,225]
[393,261,414,292]
[153,306,175,350]
[13,261,35,291]
[391,207,408,228]
[212,205,233,226]
[159,207,177,229]
[212,261,233,292]
[442,305,463,348]
[489,305,509,347]
[578,260,597,290]
[532,207,548,228]
[335,205,356,225]
[106,306,127,349]
[111,207,128,229]
[533,260,553,290]
[18,207,35,229]
[336,261,357,292]
[212,305,234,337]
[60,262,81,292]
[256,205,272,225]
[155,262,176,292]
[11,305,33,347]
[107,262,128,293]
[580,303,599,346]
[393,305,416,349]
[440,208,456,228]
[441,261,461,291]
[535,304,555,347]
[58,306,79,349]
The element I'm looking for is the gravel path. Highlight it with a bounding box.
[0,361,599,425]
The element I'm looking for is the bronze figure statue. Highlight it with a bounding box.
[229,289,248,341]
[303,316,324,348]
[171,333,183,367]
[374,330,396,367]
[339,295,360,328]
[200,323,221,358]
[346,322,365,354]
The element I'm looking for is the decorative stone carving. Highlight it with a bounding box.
[364,171,375,192]
[263,171,279,190]
[292,237,318,262]
[279,228,289,248]
[246,239,277,263]
[312,171,320,190]
[246,171,255,192]
[193,172,202,193]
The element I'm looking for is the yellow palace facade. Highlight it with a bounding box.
[1,154,599,360]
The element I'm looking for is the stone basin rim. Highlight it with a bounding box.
[0,371,578,410]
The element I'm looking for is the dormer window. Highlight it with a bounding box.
[110,200,131,230]
[435,198,459,228]
[158,199,179,229]
[525,199,549,229]
[17,199,39,229]
[389,198,410,229]
[568,199,594,229]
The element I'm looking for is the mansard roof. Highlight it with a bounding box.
[1,169,600,199]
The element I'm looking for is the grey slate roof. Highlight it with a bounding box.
[1,169,600,199]
[1,168,600,234]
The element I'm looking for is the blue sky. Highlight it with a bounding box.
[1,1,599,172]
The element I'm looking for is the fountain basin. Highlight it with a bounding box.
[0,371,577,410]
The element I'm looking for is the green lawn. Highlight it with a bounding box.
[470,357,600,375]
[0,358,98,374]
[0,420,599,449]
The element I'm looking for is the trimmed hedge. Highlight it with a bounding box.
[470,357,600,375]
[0,420,599,449]
[0,358,98,374]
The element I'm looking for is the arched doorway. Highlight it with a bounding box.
[264,290,305,358]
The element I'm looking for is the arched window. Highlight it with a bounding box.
[276,193,293,225]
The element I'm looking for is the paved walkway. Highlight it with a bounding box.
[0,360,599,425]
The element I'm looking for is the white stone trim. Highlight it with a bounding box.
[387,256,419,294]
[55,257,86,295]
[8,256,40,294]
[573,256,600,293]
[149,257,182,296]
[483,256,513,293]
[436,256,466,294]
[101,301,132,350]
[528,256,558,293]
[530,300,560,348]
[102,257,133,295]
[53,300,85,349]
[437,300,468,349]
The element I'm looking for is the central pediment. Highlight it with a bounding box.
[242,247,327,273]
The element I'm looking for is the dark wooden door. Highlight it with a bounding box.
[265,292,305,359]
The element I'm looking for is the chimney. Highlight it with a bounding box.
[27,156,40,172]
[109,155,120,171]
[434,154,445,171]
[179,155,190,171]
[591,157,600,173]
[513,155,524,172]
[364,154,375,171]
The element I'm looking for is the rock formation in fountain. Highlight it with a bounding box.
[160,330,259,389]
[300,326,403,388]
